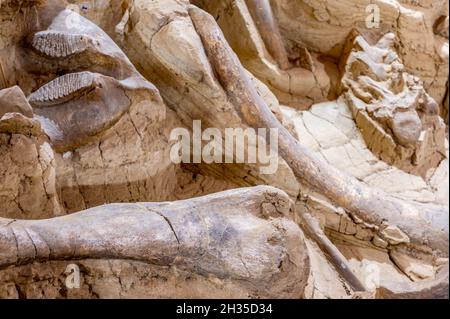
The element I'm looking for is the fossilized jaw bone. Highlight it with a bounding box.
[24,9,160,151]
[299,212,367,292]
[30,9,138,78]
[0,186,310,298]
[0,110,63,219]
[29,72,135,151]
[187,6,449,255]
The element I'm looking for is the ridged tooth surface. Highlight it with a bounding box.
[29,71,97,107]
[31,31,92,58]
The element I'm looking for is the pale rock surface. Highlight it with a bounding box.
[340,31,446,177]
[0,113,62,218]
[0,86,33,118]
[282,98,448,205]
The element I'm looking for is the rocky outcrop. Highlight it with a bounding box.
[340,31,446,177]
[0,86,33,118]
[269,0,449,112]
[0,112,62,219]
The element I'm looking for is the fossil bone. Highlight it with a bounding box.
[299,211,367,292]
[188,6,448,255]
[434,16,449,39]
[376,264,449,299]
[0,186,310,298]
[244,0,290,70]
[0,86,33,117]
[0,0,448,300]
[192,0,330,109]
[24,9,159,152]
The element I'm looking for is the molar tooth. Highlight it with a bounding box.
[28,71,97,107]
[63,78,69,96]
[62,37,68,58]
[58,83,63,100]
[49,83,55,101]
[42,85,49,101]
[44,36,51,56]
[31,31,93,58]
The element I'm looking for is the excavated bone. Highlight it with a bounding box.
[29,72,132,151]
[188,6,449,256]
[28,71,96,107]
[299,211,367,292]
[31,31,94,58]
[244,0,290,70]
[193,0,330,108]
[24,10,159,151]
[0,186,310,298]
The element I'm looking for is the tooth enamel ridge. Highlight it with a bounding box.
[28,72,96,106]
[31,31,93,58]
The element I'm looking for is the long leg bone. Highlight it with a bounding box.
[299,212,367,292]
[188,6,448,255]
[244,0,290,70]
[0,186,310,298]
